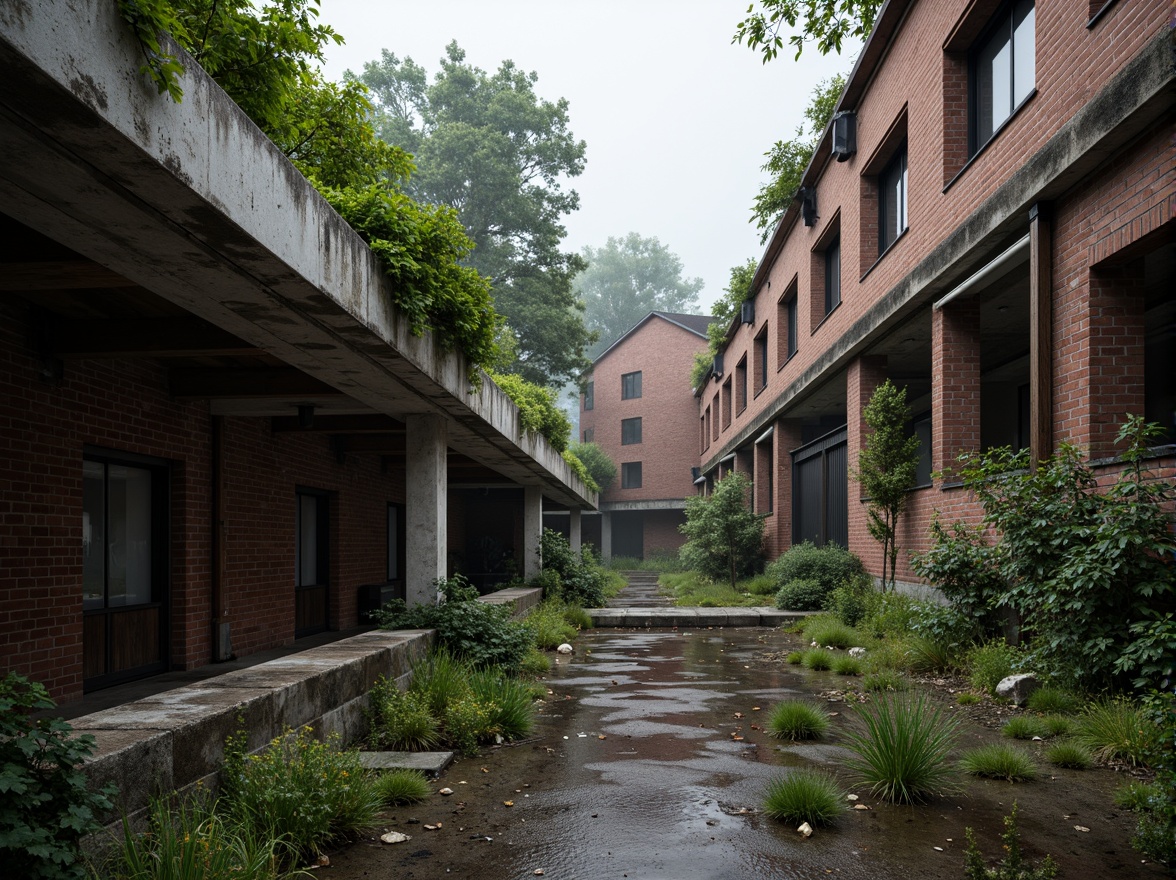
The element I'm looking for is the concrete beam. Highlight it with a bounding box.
[406,415,446,606]
[0,0,595,510]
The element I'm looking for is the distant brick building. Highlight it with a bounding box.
[699,0,1175,582]
[577,313,712,559]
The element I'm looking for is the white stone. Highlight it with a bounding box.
[381,831,411,844]
[797,822,814,838]
[557,643,574,654]
[995,673,1039,706]
[848,647,867,659]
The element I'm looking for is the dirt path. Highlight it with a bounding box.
[325,628,1161,879]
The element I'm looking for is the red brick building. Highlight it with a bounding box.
[699,0,1174,581]
[0,1,593,704]
[579,313,712,559]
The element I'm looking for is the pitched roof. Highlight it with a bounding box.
[592,311,715,365]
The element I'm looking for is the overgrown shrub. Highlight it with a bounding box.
[823,574,876,626]
[954,417,1176,689]
[220,727,381,863]
[964,803,1057,880]
[911,517,1005,639]
[0,673,117,880]
[366,677,440,751]
[766,541,865,604]
[538,529,608,608]
[371,575,533,674]
[968,640,1020,696]
[679,472,765,587]
[911,602,979,654]
[803,614,862,649]
[859,591,919,639]
[774,578,826,611]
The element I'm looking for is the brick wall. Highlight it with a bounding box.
[0,301,406,704]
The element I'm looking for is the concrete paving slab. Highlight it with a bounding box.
[360,751,455,777]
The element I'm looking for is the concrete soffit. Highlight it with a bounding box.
[700,30,1176,473]
[0,0,594,509]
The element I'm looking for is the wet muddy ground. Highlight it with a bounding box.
[326,627,1162,879]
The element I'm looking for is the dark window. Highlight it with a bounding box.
[754,328,769,391]
[910,413,932,487]
[735,356,748,413]
[387,503,405,581]
[621,462,643,489]
[295,489,330,637]
[786,295,798,358]
[879,145,908,253]
[583,381,594,411]
[971,0,1035,153]
[582,427,594,443]
[621,371,642,399]
[621,417,642,445]
[824,237,841,315]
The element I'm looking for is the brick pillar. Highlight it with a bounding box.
[932,301,982,478]
[847,355,888,572]
[771,418,806,558]
[1082,263,1146,457]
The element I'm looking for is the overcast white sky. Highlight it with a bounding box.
[317,1,856,314]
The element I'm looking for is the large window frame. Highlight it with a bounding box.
[621,461,643,489]
[621,417,643,446]
[824,237,842,316]
[970,0,1035,155]
[621,371,642,400]
[295,487,330,638]
[583,381,594,411]
[878,145,908,254]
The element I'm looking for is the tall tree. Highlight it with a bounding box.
[853,380,920,591]
[577,233,705,358]
[355,44,593,386]
[751,75,844,243]
[734,0,884,61]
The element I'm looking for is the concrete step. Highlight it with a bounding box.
[590,607,807,628]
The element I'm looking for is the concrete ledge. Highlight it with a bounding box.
[589,607,807,628]
[76,629,433,827]
[478,587,543,617]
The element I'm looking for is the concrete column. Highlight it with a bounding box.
[1029,203,1053,468]
[600,511,613,563]
[569,508,582,557]
[406,414,447,607]
[523,487,543,581]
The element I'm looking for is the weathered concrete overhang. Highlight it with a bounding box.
[599,499,688,513]
[703,30,1175,473]
[0,0,594,510]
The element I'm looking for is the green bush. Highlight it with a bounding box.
[905,636,959,673]
[968,640,1020,696]
[528,602,577,649]
[959,744,1037,781]
[910,517,1005,640]
[823,574,877,626]
[831,654,863,676]
[680,472,766,587]
[519,647,552,676]
[538,529,608,608]
[859,592,919,639]
[468,669,536,741]
[366,677,440,751]
[911,601,980,653]
[801,649,833,671]
[372,576,533,674]
[763,770,844,826]
[775,578,827,611]
[0,673,117,880]
[767,701,830,741]
[844,692,960,804]
[221,727,381,863]
[766,541,865,607]
[745,574,777,596]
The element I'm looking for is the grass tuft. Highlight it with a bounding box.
[801,648,833,671]
[844,692,960,804]
[1045,741,1093,770]
[767,701,831,741]
[1001,715,1047,740]
[1040,714,1074,738]
[785,651,804,665]
[959,744,1038,781]
[1025,686,1082,715]
[519,647,551,676]
[904,636,958,673]
[1077,699,1157,766]
[763,769,845,826]
[956,692,979,706]
[830,654,863,676]
[863,670,908,692]
[802,615,863,649]
[372,769,431,805]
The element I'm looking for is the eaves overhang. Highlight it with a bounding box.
[0,0,595,510]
